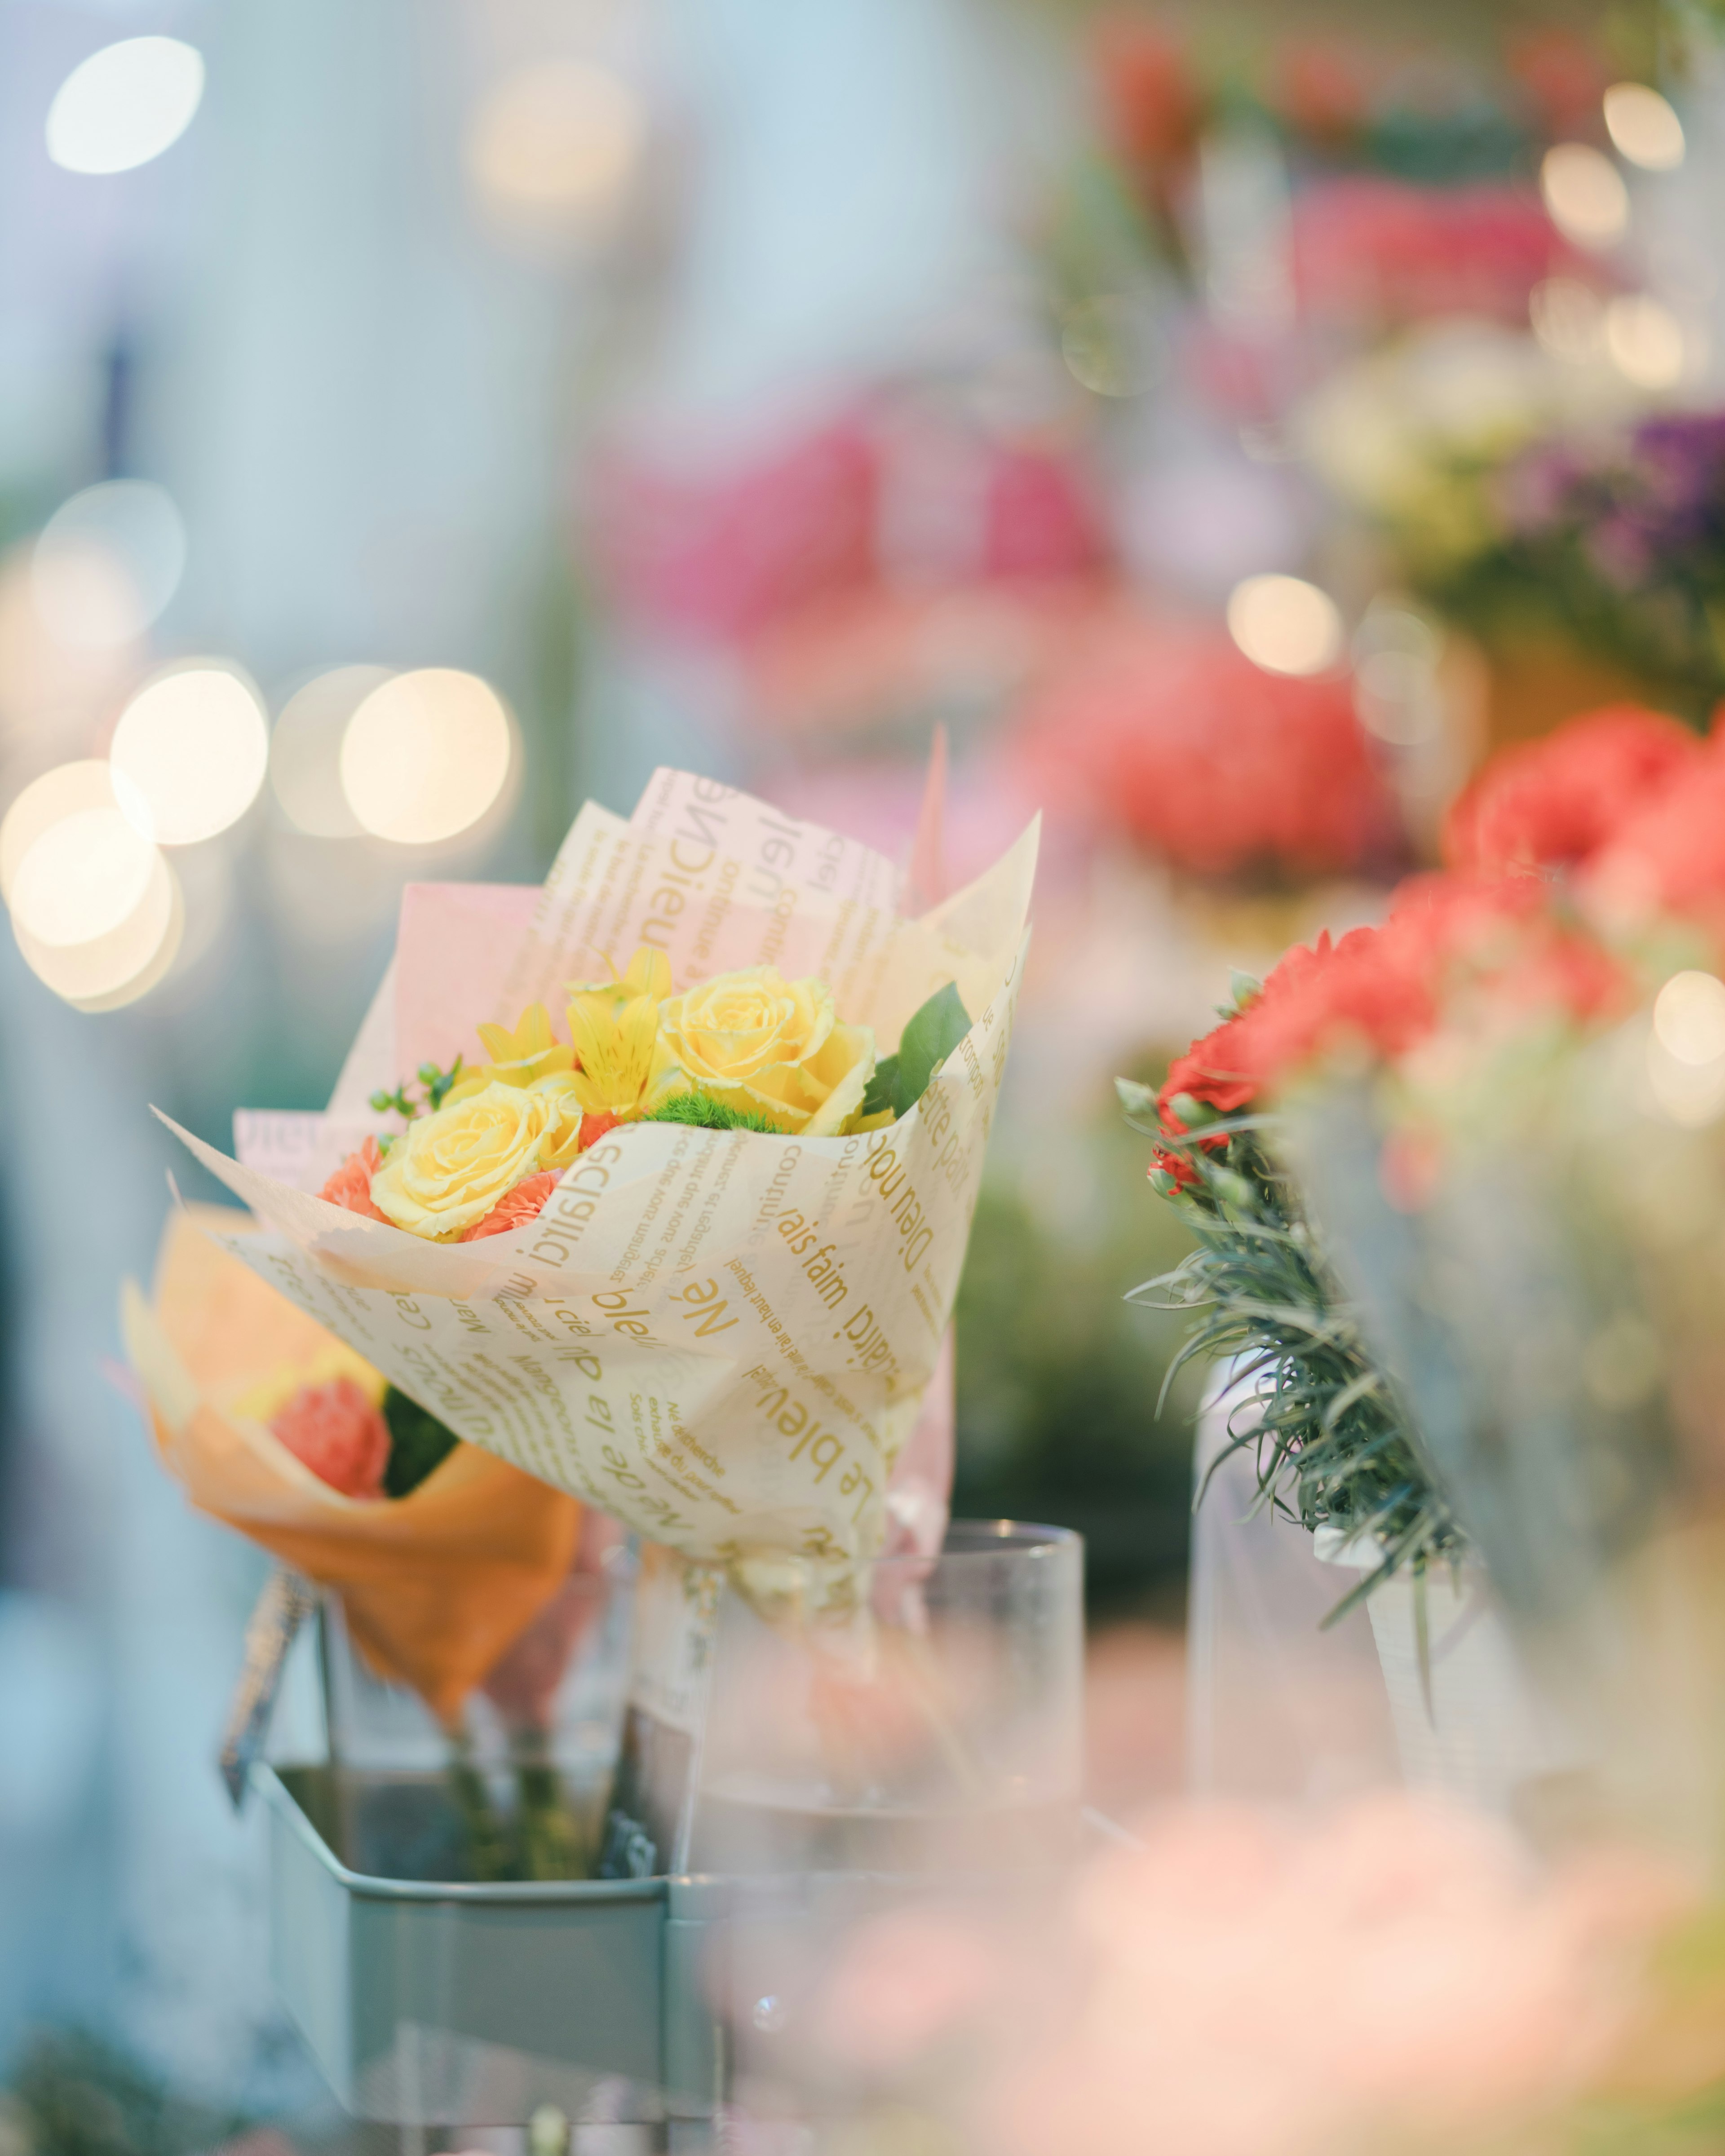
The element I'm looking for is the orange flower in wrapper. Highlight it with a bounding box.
[123,1205,581,1726]
[269,1376,390,1499]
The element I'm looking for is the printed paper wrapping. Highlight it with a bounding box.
[161,772,1035,1604]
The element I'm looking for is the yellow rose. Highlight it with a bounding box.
[370,1077,578,1239]
[657,967,874,1136]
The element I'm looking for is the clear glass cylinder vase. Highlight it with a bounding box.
[688,1520,1085,1874]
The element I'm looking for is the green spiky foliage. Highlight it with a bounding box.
[1119,1077,1464,1621]
[646,1091,784,1134]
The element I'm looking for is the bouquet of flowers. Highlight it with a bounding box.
[123,1207,615,1876]
[157,770,1035,1619]
[1133,702,1725,1632]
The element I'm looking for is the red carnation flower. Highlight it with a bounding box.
[1443,705,1702,876]
[1584,742,1725,942]
[1154,870,1627,1174]
[1013,618,1400,881]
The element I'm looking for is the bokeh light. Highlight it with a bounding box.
[0,760,119,902]
[32,481,186,649]
[269,665,391,838]
[339,668,513,844]
[0,545,142,759]
[1060,296,1162,398]
[13,850,182,1011]
[1646,973,1725,1126]
[1352,608,1443,745]
[1226,574,1343,677]
[58,870,184,1011]
[45,37,205,177]
[3,770,183,1011]
[110,660,269,845]
[465,62,644,224]
[1604,295,1682,392]
[1540,143,1629,249]
[1604,295,1687,389]
[1654,971,1725,1065]
[13,807,157,948]
[1603,82,1685,171]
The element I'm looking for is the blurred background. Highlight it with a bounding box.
[2,0,1722,2132]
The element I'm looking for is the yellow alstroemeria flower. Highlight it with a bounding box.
[531,1071,590,1167]
[565,990,682,1122]
[566,946,674,1035]
[446,1003,575,1105]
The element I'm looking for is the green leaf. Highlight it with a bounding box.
[381,1387,460,1498]
[860,1055,900,1119]
[870,982,970,1121]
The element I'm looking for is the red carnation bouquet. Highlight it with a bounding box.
[1132,702,1725,1627]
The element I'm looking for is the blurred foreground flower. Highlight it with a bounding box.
[802,1795,1681,2156]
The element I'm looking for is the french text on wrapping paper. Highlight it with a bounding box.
[745,1364,876,1529]
[723,1253,900,1407]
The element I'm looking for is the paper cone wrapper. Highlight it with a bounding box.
[158,772,1035,1602]
[123,1206,582,1723]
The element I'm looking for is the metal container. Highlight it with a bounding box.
[260,1522,1091,2139]
[260,1763,944,2141]
[260,1763,674,2129]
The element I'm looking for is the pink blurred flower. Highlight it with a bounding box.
[1584,727,1725,945]
[982,1796,1679,2156]
[979,446,1107,583]
[270,1377,391,1501]
[814,1907,1007,2072]
[798,1794,1682,2156]
[588,411,878,644]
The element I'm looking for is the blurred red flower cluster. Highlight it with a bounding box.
[1156,702,1725,1149]
[1012,613,1400,880]
[1291,178,1578,329]
[1449,705,1725,944]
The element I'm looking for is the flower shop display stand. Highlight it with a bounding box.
[260,1761,906,2144]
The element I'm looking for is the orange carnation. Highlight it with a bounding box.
[318,1135,391,1222]
[270,1376,391,1499]
[460,1170,562,1242]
